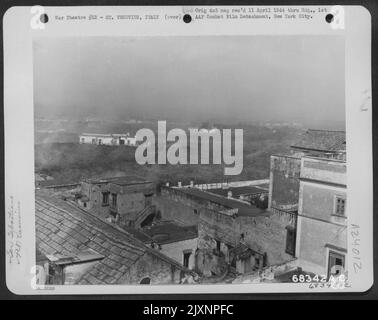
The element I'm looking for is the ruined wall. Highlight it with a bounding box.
[195,249,227,277]
[198,210,236,249]
[198,209,296,267]
[269,155,301,210]
[239,213,296,266]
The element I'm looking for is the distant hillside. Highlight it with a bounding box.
[35,126,303,185]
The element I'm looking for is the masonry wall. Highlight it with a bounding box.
[81,182,109,216]
[298,217,347,275]
[198,209,296,267]
[153,196,199,226]
[301,183,347,222]
[108,182,155,223]
[160,187,229,211]
[297,181,347,275]
[153,188,210,226]
[301,158,347,186]
[110,182,155,195]
[160,238,198,270]
[116,193,146,219]
[269,155,301,210]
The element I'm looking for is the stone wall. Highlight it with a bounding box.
[301,183,347,223]
[297,180,347,275]
[198,209,296,267]
[160,187,229,211]
[116,192,146,219]
[81,182,110,217]
[301,157,346,186]
[268,155,301,210]
[153,188,204,226]
[297,216,347,275]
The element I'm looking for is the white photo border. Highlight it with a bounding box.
[3,5,373,294]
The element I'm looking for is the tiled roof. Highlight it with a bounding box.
[36,196,146,284]
[36,193,192,284]
[143,222,198,245]
[291,129,346,152]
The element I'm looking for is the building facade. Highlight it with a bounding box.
[158,186,296,278]
[295,156,347,277]
[78,176,156,228]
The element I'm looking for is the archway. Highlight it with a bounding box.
[140,277,151,285]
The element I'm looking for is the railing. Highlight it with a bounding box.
[270,206,298,224]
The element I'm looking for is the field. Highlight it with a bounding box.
[35,120,304,186]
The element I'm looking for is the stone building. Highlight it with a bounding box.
[79,133,137,146]
[35,193,196,285]
[158,186,296,278]
[295,156,347,277]
[78,176,156,228]
[142,223,198,270]
[268,130,346,274]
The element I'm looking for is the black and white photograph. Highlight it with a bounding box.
[3,5,373,296]
[32,35,348,286]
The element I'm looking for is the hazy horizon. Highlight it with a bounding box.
[34,36,345,130]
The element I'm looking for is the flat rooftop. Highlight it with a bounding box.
[86,175,151,186]
[176,188,267,217]
[207,185,269,198]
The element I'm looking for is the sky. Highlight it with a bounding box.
[33,36,345,128]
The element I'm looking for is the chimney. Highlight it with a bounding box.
[178,181,182,188]
[227,191,233,198]
[190,180,194,188]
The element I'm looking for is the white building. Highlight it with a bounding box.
[79,133,137,146]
